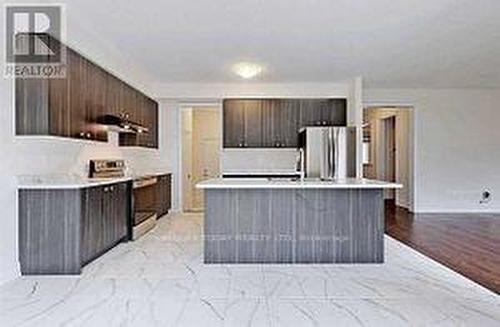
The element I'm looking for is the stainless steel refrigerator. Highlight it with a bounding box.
[297,127,357,180]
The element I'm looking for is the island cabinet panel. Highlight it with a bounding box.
[15,34,159,148]
[223,98,346,148]
[204,188,384,264]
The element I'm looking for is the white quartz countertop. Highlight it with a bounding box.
[17,171,171,189]
[197,177,403,189]
[222,171,300,176]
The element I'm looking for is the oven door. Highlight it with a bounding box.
[132,178,158,239]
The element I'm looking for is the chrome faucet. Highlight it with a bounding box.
[296,148,306,181]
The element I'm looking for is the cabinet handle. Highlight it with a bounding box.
[86,132,91,138]
[243,142,247,147]
[79,132,85,138]
[103,187,108,192]
[109,186,114,192]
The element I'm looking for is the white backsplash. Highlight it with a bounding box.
[220,149,298,174]
[12,132,169,178]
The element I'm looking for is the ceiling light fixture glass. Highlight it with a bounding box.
[232,62,263,79]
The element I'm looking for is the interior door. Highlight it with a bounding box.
[182,109,193,212]
[191,107,220,211]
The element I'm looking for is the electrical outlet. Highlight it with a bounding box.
[480,190,492,204]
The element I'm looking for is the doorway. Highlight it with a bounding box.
[181,106,221,212]
[383,116,396,199]
[363,106,414,211]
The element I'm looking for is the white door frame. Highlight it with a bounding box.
[178,102,223,213]
[364,103,416,212]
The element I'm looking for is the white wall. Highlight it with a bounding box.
[221,149,298,174]
[364,88,500,213]
[151,82,351,99]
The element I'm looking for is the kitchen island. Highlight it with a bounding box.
[197,178,401,264]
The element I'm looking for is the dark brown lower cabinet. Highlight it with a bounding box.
[81,182,130,265]
[19,181,131,275]
[156,174,172,217]
[18,188,82,274]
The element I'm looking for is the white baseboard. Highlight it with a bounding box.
[413,208,500,214]
[0,262,20,285]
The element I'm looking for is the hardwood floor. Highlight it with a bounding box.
[385,201,500,294]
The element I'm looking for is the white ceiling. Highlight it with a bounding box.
[60,0,500,87]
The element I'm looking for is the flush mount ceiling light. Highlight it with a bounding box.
[232,62,263,79]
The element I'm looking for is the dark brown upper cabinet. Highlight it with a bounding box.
[223,99,264,148]
[223,99,246,147]
[242,100,263,147]
[15,34,159,148]
[118,94,158,148]
[223,98,346,148]
[67,49,108,141]
[299,99,347,127]
[262,99,300,148]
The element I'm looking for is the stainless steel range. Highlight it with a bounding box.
[132,175,158,240]
[89,159,126,178]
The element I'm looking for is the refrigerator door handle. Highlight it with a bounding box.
[327,128,335,179]
[322,127,335,180]
[333,128,339,179]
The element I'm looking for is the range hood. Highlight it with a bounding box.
[97,114,149,134]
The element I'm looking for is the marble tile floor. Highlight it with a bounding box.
[1,213,499,327]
